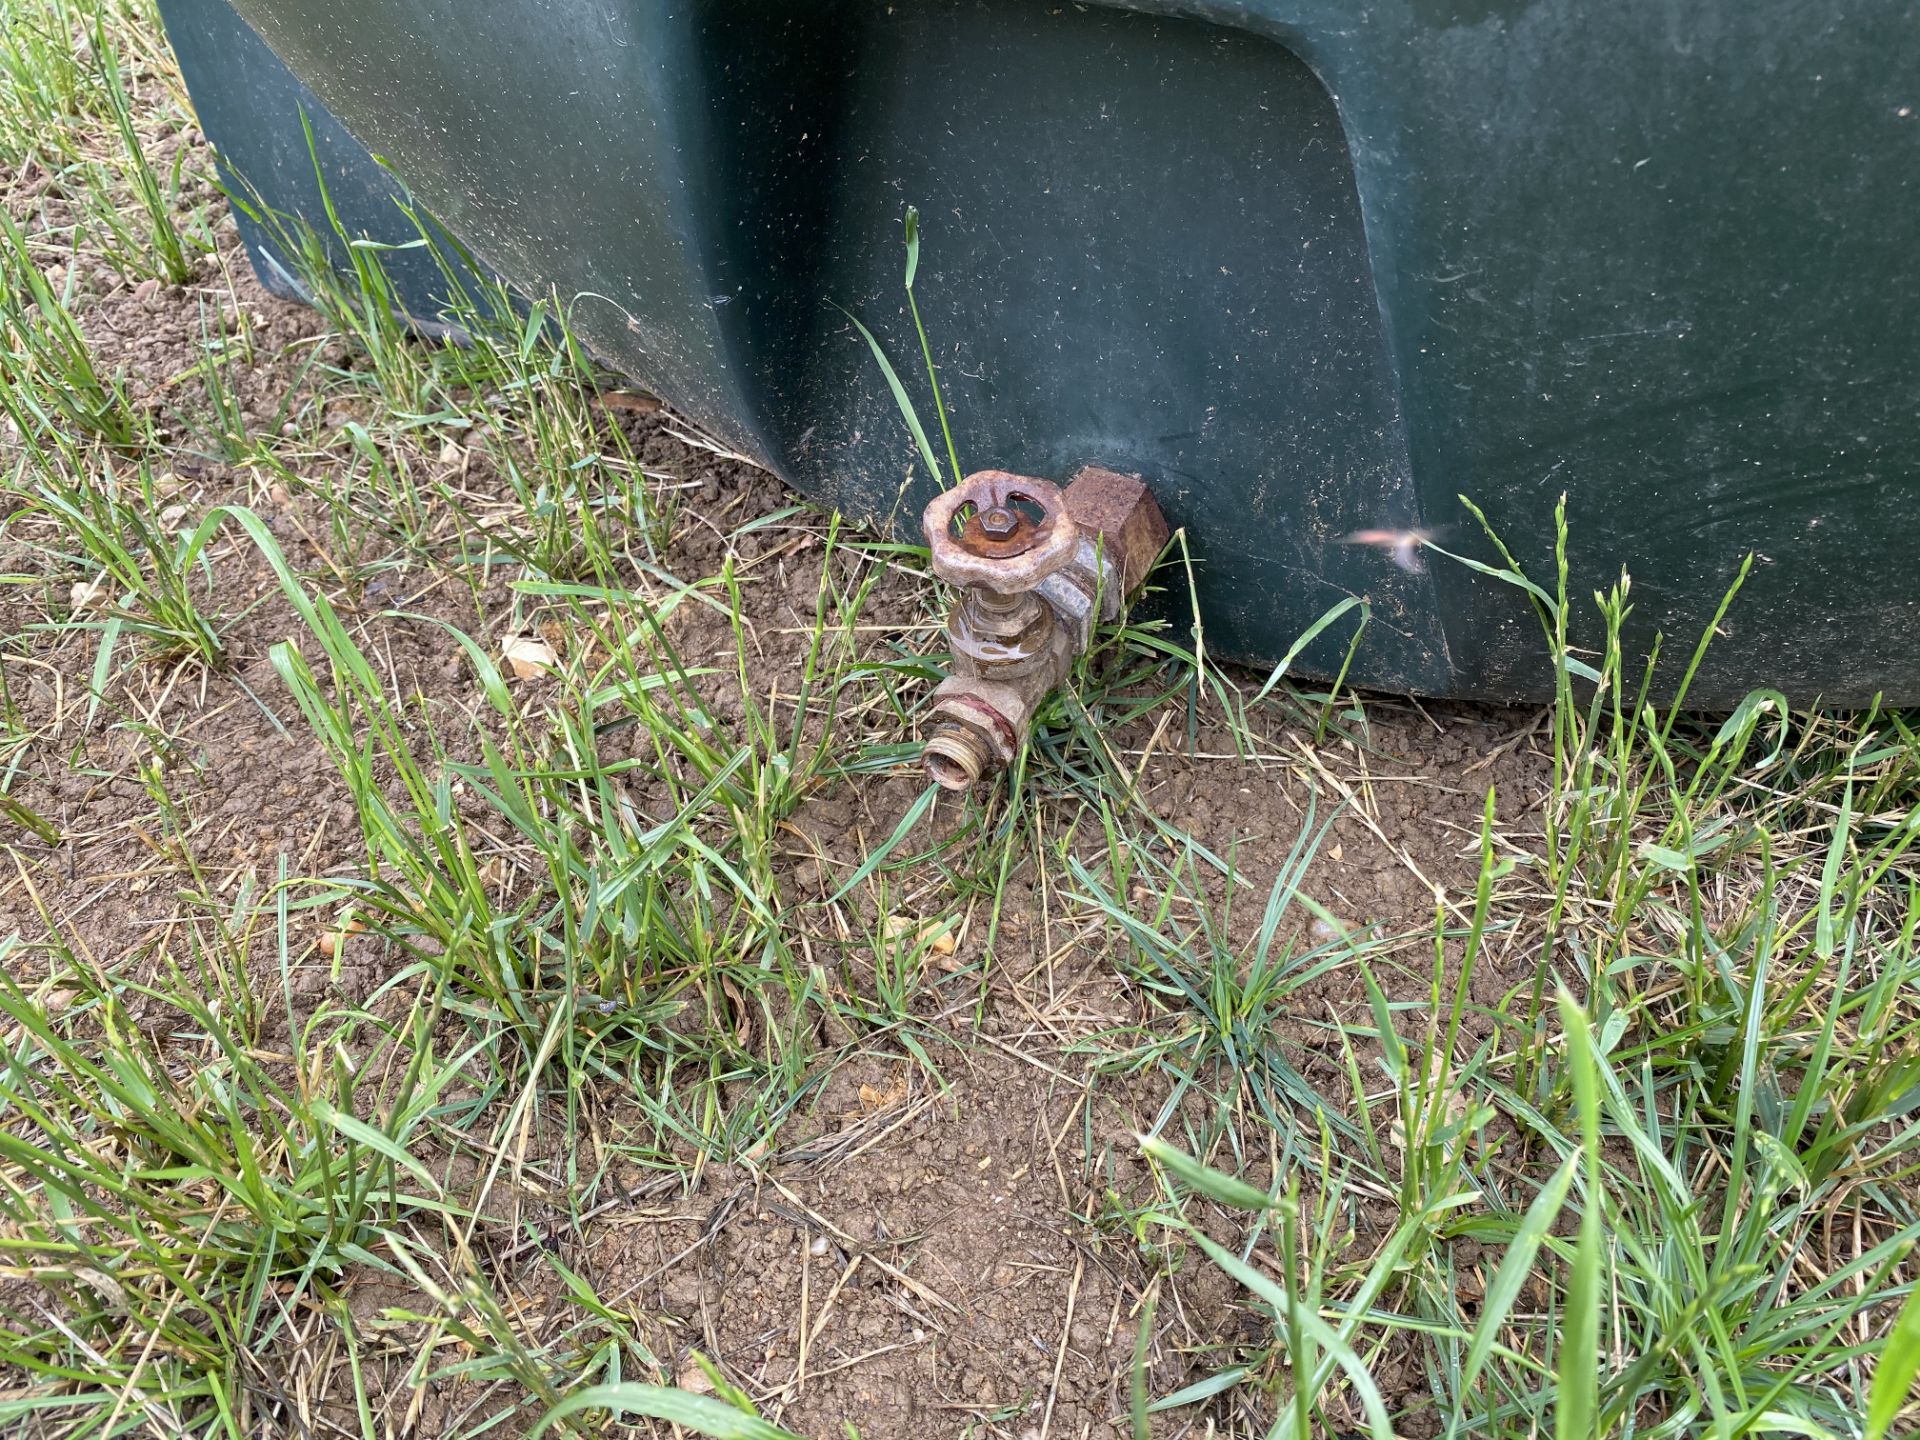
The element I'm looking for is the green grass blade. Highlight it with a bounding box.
[1249,596,1368,705]
[836,305,943,487]
[901,205,963,487]
[1181,1227,1393,1440]
[1140,1134,1280,1212]
[1556,990,1603,1440]
[530,1384,805,1440]
[823,782,940,903]
[307,1100,443,1198]
[1866,1282,1920,1440]
[1147,1367,1249,1414]
[1131,1285,1157,1440]
[1814,777,1852,961]
[1463,1149,1578,1391]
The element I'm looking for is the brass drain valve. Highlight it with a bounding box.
[920,467,1168,792]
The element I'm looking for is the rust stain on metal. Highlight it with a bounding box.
[933,688,1019,756]
[1063,466,1170,593]
[924,471,1079,590]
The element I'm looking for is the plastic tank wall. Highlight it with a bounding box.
[158,0,1920,704]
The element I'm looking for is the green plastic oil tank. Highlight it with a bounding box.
[154,0,1920,706]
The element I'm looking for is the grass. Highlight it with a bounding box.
[0,206,143,449]
[0,4,1915,1439]
[1109,530,1920,1437]
[19,452,228,669]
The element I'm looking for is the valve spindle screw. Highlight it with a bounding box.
[979,505,1019,539]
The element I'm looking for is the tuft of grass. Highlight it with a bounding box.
[0,922,468,1433]
[16,453,226,669]
[0,0,101,171]
[221,500,909,1167]
[1072,786,1368,1161]
[89,3,194,284]
[0,207,142,448]
[1113,501,1920,1438]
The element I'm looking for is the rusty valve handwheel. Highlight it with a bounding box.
[922,471,1080,594]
